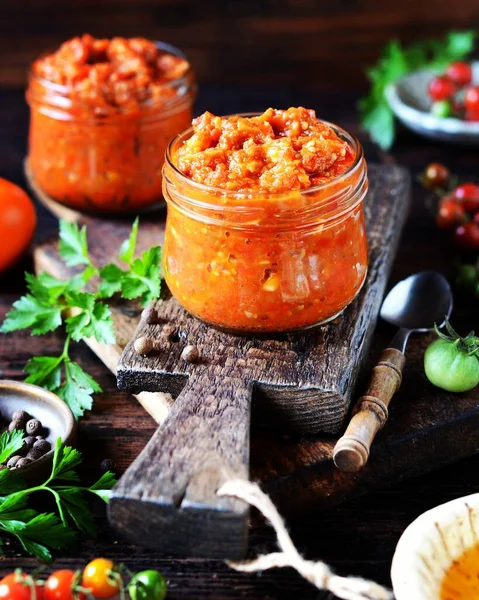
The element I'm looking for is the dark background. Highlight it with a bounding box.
[2,0,479,92]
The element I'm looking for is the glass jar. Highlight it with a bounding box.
[26,41,195,213]
[162,120,368,334]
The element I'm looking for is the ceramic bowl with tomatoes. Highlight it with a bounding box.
[386,61,479,144]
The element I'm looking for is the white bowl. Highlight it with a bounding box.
[385,62,479,144]
[391,493,479,599]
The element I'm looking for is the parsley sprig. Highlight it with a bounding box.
[360,30,476,149]
[0,436,116,562]
[1,218,162,418]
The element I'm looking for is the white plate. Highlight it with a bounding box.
[385,62,479,144]
[391,493,479,599]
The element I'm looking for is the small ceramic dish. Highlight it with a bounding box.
[391,492,479,599]
[0,379,76,480]
[385,62,479,144]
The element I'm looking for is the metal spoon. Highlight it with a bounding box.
[333,271,453,473]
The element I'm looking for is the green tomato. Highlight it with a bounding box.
[128,570,167,600]
[424,338,479,392]
[431,100,452,118]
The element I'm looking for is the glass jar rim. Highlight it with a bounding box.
[164,113,365,200]
[27,40,195,116]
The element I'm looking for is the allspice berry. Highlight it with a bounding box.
[142,306,160,324]
[33,439,51,456]
[15,458,33,469]
[23,436,36,450]
[8,419,25,432]
[181,344,200,364]
[7,455,22,469]
[134,336,154,356]
[12,410,31,424]
[26,448,43,461]
[25,419,42,436]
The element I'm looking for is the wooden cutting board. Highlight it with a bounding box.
[30,162,479,539]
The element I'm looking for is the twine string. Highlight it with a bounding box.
[217,479,393,600]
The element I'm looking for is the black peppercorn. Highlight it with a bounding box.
[33,439,51,456]
[7,455,22,469]
[8,419,25,432]
[12,410,31,424]
[25,419,42,436]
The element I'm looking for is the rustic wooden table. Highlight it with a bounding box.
[1,86,478,599]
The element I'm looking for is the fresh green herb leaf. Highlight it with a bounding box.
[24,355,63,390]
[119,216,139,264]
[0,439,116,561]
[59,221,91,267]
[360,30,476,149]
[1,217,161,418]
[0,430,24,465]
[0,293,63,335]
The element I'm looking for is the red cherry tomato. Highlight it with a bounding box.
[465,86,479,112]
[428,76,456,101]
[455,222,479,249]
[0,572,44,600]
[423,162,450,189]
[466,108,479,121]
[82,558,121,599]
[453,183,479,212]
[45,570,85,600]
[436,198,466,229]
[446,61,473,87]
[474,212,479,225]
[0,178,36,273]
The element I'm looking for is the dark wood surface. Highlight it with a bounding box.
[2,0,479,91]
[1,85,479,598]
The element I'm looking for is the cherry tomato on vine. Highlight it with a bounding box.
[423,162,450,189]
[82,558,121,599]
[446,61,473,87]
[128,570,167,600]
[428,76,456,101]
[44,570,85,600]
[0,572,44,600]
[436,198,466,229]
[0,178,36,273]
[453,183,479,212]
[465,86,479,112]
[455,222,479,250]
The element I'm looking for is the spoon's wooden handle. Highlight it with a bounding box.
[333,348,406,473]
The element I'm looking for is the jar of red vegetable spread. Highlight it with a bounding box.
[162,108,368,333]
[26,35,195,213]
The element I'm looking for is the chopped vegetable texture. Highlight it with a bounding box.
[27,34,194,212]
[176,108,355,193]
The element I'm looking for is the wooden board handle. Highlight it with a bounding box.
[333,348,406,473]
[109,372,252,559]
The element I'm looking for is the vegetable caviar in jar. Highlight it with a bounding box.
[163,108,368,333]
[26,35,195,213]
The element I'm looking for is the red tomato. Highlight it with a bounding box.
[465,86,479,112]
[466,109,479,121]
[0,178,36,273]
[423,162,450,188]
[474,212,479,225]
[437,198,466,229]
[82,558,121,599]
[455,222,479,249]
[453,183,479,212]
[428,76,456,101]
[0,572,44,600]
[45,570,85,600]
[446,61,473,87]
